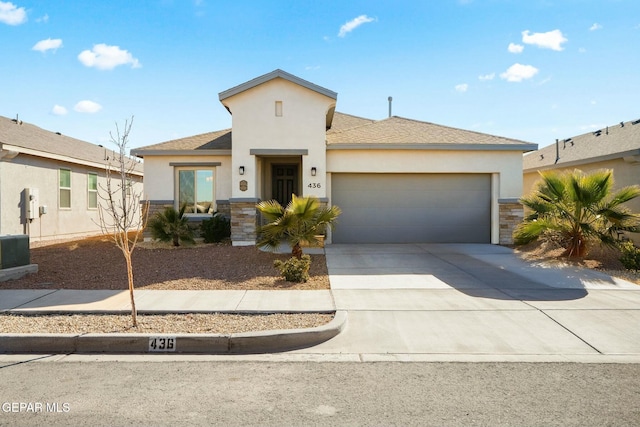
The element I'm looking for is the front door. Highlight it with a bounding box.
[272,164,298,206]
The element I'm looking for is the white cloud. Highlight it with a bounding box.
[32,38,63,53]
[51,105,68,115]
[78,44,141,70]
[478,73,495,81]
[521,29,567,51]
[455,83,468,93]
[338,15,375,37]
[74,100,102,113]
[0,1,27,25]
[508,43,524,53]
[579,47,587,53]
[500,63,539,82]
[35,13,48,23]
[589,23,602,31]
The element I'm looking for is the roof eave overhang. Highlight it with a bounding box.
[327,143,539,152]
[523,148,640,173]
[131,149,232,158]
[1,144,143,176]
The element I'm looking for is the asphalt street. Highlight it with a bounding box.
[1,359,639,426]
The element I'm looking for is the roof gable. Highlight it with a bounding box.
[218,69,337,102]
[523,117,640,171]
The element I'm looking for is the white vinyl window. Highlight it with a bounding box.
[88,173,98,209]
[59,169,71,209]
[177,168,215,214]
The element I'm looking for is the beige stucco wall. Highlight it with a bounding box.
[524,158,640,244]
[221,78,335,200]
[0,153,143,242]
[327,149,525,198]
[141,155,232,206]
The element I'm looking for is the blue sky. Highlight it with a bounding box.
[1,0,639,150]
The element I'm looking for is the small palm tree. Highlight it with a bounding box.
[147,204,195,247]
[514,169,640,257]
[257,195,341,259]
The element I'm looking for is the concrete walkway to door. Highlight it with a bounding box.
[293,243,640,362]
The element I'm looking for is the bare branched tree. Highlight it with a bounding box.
[97,117,148,327]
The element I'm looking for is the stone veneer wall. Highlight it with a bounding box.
[216,200,231,219]
[230,200,258,244]
[499,201,523,245]
[142,200,174,239]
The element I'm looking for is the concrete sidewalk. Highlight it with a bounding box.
[0,289,335,314]
[0,289,344,354]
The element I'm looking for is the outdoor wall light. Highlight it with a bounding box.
[311,167,317,176]
[239,166,245,175]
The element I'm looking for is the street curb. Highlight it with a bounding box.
[0,311,347,355]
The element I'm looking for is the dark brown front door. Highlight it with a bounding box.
[272,164,298,206]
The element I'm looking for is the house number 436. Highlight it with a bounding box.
[149,337,176,352]
[308,183,321,188]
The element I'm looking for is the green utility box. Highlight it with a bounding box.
[0,235,30,269]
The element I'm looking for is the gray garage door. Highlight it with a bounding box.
[331,173,491,243]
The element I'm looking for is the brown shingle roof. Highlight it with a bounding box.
[327,112,375,132]
[133,112,536,155]
[131,128,232,154]
[523,118,640,171]
[133,111,367,154]
[0,115,142,174]
[327,115,536,149]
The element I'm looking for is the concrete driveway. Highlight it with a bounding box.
[295,243,640,362]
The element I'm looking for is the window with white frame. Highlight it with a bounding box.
[177,168,215,214]
[88,173,98,209]
[59,168,71,209]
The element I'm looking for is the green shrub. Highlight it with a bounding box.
[200,213,231,243]
[273,255,311,283]
[147,204,194,247]
[619,241,640,271]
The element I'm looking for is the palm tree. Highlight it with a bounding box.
[147,204,195,247]
[514,169,640,257]
[256,195,341,259]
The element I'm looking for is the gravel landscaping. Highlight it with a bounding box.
[0,235,332,335]
[5,235,330,291]
[0,313,334,334]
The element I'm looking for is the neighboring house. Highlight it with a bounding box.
[523,118,640,243]
[132,69,537,246]
[0,115,144,242]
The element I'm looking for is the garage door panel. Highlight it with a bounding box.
[332,173,491,243]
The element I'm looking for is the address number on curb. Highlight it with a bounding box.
[149,337,176,352]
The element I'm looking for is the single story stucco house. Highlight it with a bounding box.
[132,69,537,246]
[0,115,143,242]
[523,117,640,243]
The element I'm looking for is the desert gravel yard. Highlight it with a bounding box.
[0,236,332,334]
[4,236,329,290]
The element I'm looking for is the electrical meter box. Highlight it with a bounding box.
[25,187,39,220]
